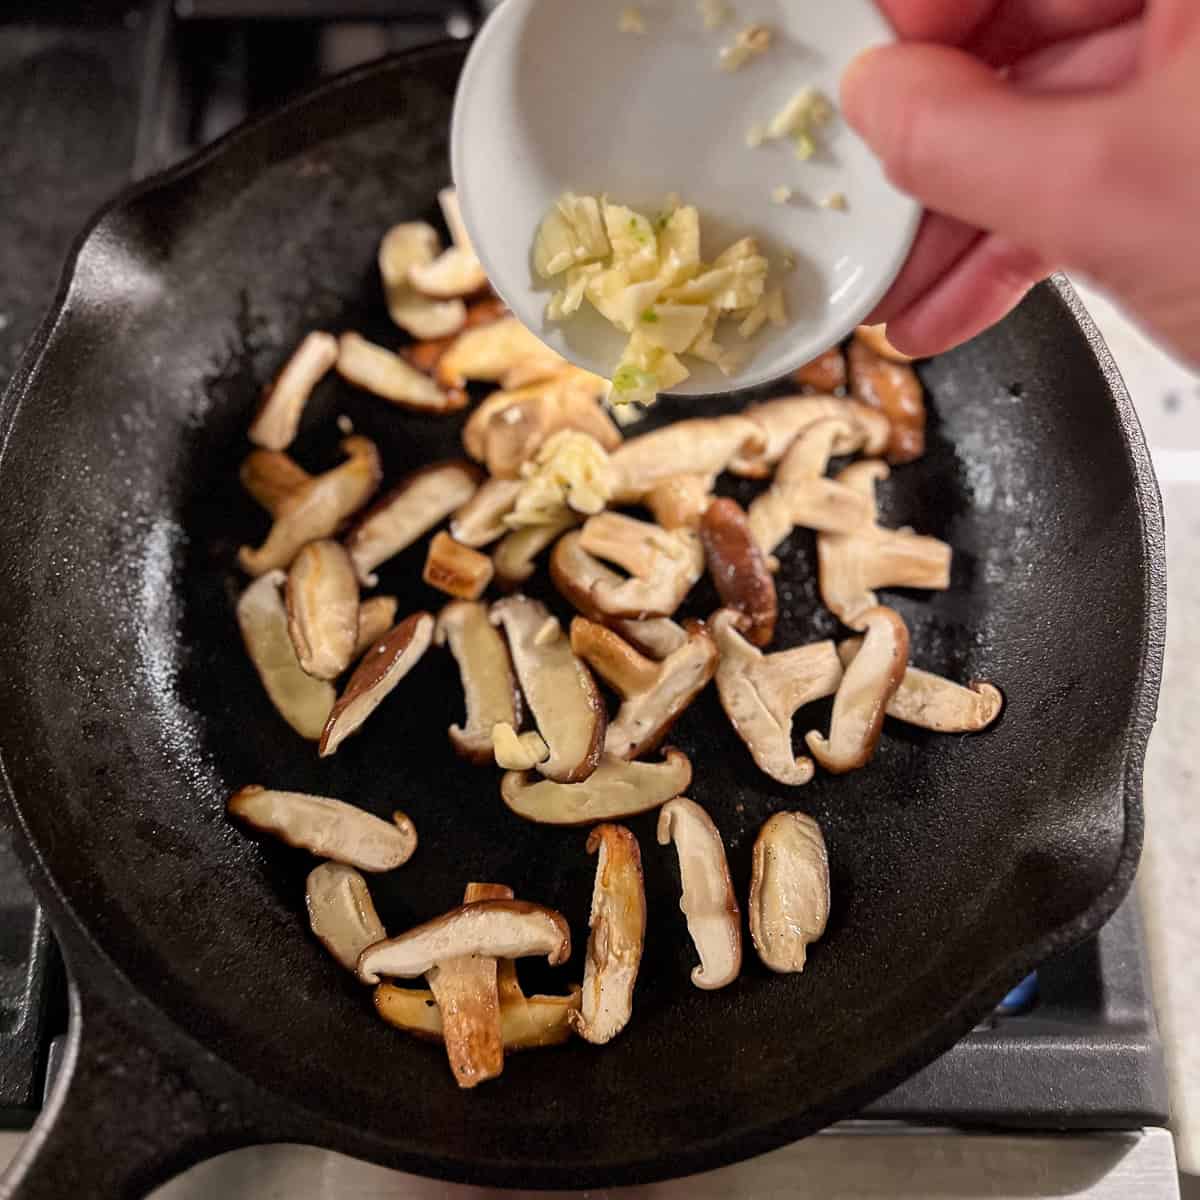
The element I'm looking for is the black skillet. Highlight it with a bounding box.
[0,42,1165,1200]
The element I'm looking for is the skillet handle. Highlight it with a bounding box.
[0,970,278,1200]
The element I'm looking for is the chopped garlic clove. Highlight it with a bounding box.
[493,723,551,771]
[636,304,710,355]
[821,192,849,212]
[618,6,646,33]
[719,24,772,71]
[770,185,794,206]
[699,0,731,30]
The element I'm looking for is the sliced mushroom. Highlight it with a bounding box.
[749,812,829,973]
[490,596,605,782]
[747,418,874,552]
[817,461,951,629]
[436,317,563,392]
[792,346,847,393]
[228,786,416,872]
[422,531,494,600]
[571,618,718,760]
[492,512,580,589]
[607,416,766,502]
[403,297,508,375]
[450,477,522,548]
[435,600,521,764]
[409,247,489,300]
[462,371,619,478]
[700,499,777,647]
[657,798,741,990]
[285,539,359,679]
[345,460,481,586]
[248,331,338,451]
[306,862,387,972]
[645,475,712,530]
[837,639,1004,732]
[423,880,511,1089]
[238,436,382,576]
[320,611,435,756]
[551,522,705,620]
[501,749,692,825]
[374,982,581,1051]
[236,571,335,739]
[610,617,689,660]
[805,605,908,773]
[711,610,843,786]
[855,323,913,363]
[379,223,466,341]
[848,335,926,465]
[727,395,890,478]
[352,595,399,659]
[337,332,464,413]
[571,824,646,1045]
[356,900,572,984]
[240,449,312,516]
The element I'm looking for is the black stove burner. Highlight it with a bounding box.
[0,0,1169,1135]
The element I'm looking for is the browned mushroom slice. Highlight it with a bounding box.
[240,449,312,516]
[855,323,913,363]
[285,539,359,680]
[571,618,718,760]
[645,475,712,530]
[345,460,482,587]
[492,512,580,589]
[320,612,435,756]
[607,416,766,502]
[450,478,522,548]
[848,333,926,464]
[403,297,508,375]
[611,617,689,660]
[490,596,605,782]
[749,811,829,973]
[422,532,494,600]
[239,436,382,576]
[356,900,572,984]
[700,499,777,647]
[374,982,581,1050]
[306,862,387,972]
[791,346,847,393]
[728,395,890,478]
[552,520,705,620]
[436,317,564,392]
[236,571,335,739]
[817,461,951,629]
[806,606,909,773]
[837,639,1004,732]
[747,418,874,552]
[352,596,399,659]
[657,797,741,990]
[378,222,467,340]
[436,600,521,764]
[337,332,465,414]
[229,786,416,871]
[501,749,692,825]
[571,824,646,1045]
[248,331,338,451]
[712,609,843,786]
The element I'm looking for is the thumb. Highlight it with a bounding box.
[840,44,1137,268]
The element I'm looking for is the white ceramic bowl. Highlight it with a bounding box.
[452,0,919,394]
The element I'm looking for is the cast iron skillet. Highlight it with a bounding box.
[0,42,1165,1200]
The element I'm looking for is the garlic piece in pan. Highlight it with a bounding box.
[657,798,741,990]
[306,862,387,972]
[571,824,646,1045]
[229,786,416,872]
[749,812,829,973]
[492,723,550,771]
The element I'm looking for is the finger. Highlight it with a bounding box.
[865,213,980,326]
[1141,0,1200,68]
[870,0,998,44]
[970,0,1144,66]
[882,235,1051,358]
[1012,20,1143,91]
[840,44,1137,266]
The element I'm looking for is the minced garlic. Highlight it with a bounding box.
[493,723,549,770]
[506,430,613,528]
[821,192,849,211]
[618,6,646,33]
[719,24,772,71]
[699,0,732,30]
[765,87,835,159]
[770,185,794,206]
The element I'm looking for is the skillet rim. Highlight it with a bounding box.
[0,40,1166,1188]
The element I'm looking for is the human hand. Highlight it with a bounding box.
[841,1,1200,366]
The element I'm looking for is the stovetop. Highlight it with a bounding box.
[0,0,1170,1145]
